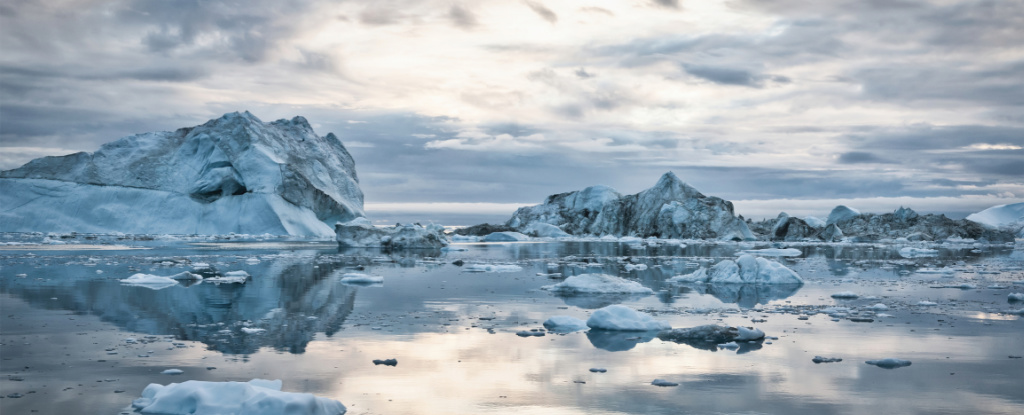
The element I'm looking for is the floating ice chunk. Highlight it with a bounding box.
[812,356,842,363]
[651,379,679,387]
[667,268,708,283]
[899,247,939,258]
[1008,293,1024,302]
[718,341,740,350]
[866,303,889,311]
[372,359,397,366]
[241,327,266,334]
[586,305,670,331]
[161,369,184,375]
[543,274,654,295]
[482,232,530,242]
[589,368,607,373]
[707,255,803,284]
[169,271,203,281]
[463,264,523,273]
[542,316,589,333]
[742,248,801,257]
[516,330,546,337]
[865,358,912,369]
[916,301,938,306]
[624,263,648,272]
[131,379,345,415]
[206,270,249,284]
[339,273,384,285]
[830,292,859,299]
[657,325,765,344]
[120,274,179,290]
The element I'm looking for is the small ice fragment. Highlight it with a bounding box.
[241,327,265,334]
[812,356,842,363]
[589,368,607,373]
[160,369,183,375]
[651,379,679,387]
[372,359,397,366]
[917,301,938,306]
[831,292,859,299]
[1008,293,1024,302]
[865,358,912,369]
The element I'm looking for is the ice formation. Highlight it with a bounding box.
[130,378,346,414]
[967,202,1024,237]
[339,273,384,285]
[482,231,531,242]
[120,274,180,290]
[542,316,589,332]
[585,305,670,331]
[0,112,363,237]
[865,358,912,369]
[673,255,803,285]
[657,325,765,344]
[505,172,755,240]
[335,218,448,249]
[542,274,655,295]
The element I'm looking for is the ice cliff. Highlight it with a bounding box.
[0,112,364,237]
[505,172,755,240]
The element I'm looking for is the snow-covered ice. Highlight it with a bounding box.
[706,255,803,284]
[542,316,589,333]
[542,274,654,295]
[586,305,670,331]
[463,264,524,273]
[0,112,364,237]
[482,232,531,242]
[131,379,346,415]
[120,274,179,290]
[339,273,384,285]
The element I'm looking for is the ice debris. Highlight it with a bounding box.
[542,316,589,333]
[335,218,448,249]
[131,379,346,415]
[865,358,912,369]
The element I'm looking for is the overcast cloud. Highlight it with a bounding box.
[1,0,1022,223]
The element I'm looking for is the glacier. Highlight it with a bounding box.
[505,172,755,240]
[0,111,363,237]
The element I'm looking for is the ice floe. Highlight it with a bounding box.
[130,379,346,415]
[586,305,670,331]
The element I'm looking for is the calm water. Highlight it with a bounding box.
[1,239,1022,414]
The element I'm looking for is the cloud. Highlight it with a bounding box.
[448,4,478,29]
[836,151,893,164]
[652,0,680,9]
[524,1,558,24]
[681,64,790,87]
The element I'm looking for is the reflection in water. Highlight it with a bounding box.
[585,330,658,352]
[689,283,804,309]
[0,254,359,354]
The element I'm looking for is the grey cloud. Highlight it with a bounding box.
[837,151,893,164]
[448,4,478,29]
[574,68,595,78]
[524,1,558,24]
[856,60,1024,106]
[682,64,789,87]
[360,7,402,25]
[653,0,680,8]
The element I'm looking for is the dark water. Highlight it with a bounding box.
[1,239,1022,414]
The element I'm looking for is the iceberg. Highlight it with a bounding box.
[542,316,589,333]
[816,206,1014,243]
[542,274,654,295]
[0,112,363,237]
[505,172,755,240]
[585,305,670,331]
[335,218,448,249]
[678,255,803,285]
[967,202,1024,237]
[130,379,346,415]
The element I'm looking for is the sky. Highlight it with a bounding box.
[2,0,1022,224]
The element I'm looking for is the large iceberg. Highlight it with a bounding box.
[505,172,755,240]
[0,111,363,237]
[967,203,1024,237]
[673,254,804,285]
[824,206,1014,242]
